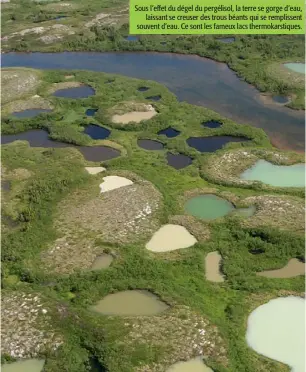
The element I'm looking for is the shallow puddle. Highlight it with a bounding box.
[138,86,149,92]
[166,152,192,169]
[240,159,305,187]
[90,290,169,315]
[257,258,305,278]
[146,95,161,101]
[53,85,95,98]
[2,359,45,372]
[99,176,134,193]
[1,130,120,162]
[272,95,289,104]
[85,167,106,175]
[185,194,234,220]
[283,62,305,74]
[12,108,52,118]
[125,35,139,41]
[85,108,98,116]
[83,124,110,140]
[234,205,256,217]
[246,296,305,372]
[158,127,180,138]
[205,251,224,283]
[217,37,235,43]
[201,120,222,129]
[91,254,113,270]
[166,357,213,372]
[137,139,164,150]
[146,224,197,252]
[186,136,248,152]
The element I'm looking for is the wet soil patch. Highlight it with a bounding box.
[166,152,193,169]
[12,109,52,118]
[137,86,149,92]
[1,180,11,191]
[158,127,180,138]
[83,124,110,140]
[146,95,161,101]
[1,130,120,162]
[138,139,164,150]
[186,136,249,152]
[272,95,289,104]
[85,108,98,116]
[202,120,223,129]
[53,85,95,98]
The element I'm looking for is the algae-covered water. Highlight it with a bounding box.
[2,359,45,372]
[185,194,234,220]
[284,63,305,74]
[166,357,213,372]
[240,160,305,187]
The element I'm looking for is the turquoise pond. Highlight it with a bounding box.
[283,63,305,74]
[240,160,305,187]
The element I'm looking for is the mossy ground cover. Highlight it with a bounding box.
[1,1,304,108]
[1,68,305,371]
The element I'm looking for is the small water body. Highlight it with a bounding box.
[234,205,256,217]
[146,95,161,101]
[240,159,305,187]
[166,152,192,169]
[246,296,305,372]
[185,194,234,220]
[1,180,11,191]
[2,359,45,372]
[186,136,248,152]
[167,357,213,372]
[205,251,224,283]
[89,356,107,372]
[91,254,113,270]
[138,86,149,92]
[217,37,235,43]
[1,130,120,162]
[158,127,180,138]
[3,52,304,151]
[12,108,52,118]
[53,85,95,98]
[249,248,265,255]
[85,108,98,116]
[55,15,67,21]
[90,290,169,316]
[284,63,305,74]
[256,258,305,279]
[84,124,110,140]
[272,96,289,104]
[202,120,223,129]
[138,139,164,150]
[125,35,139,41]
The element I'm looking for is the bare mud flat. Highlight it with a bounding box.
[91,254,113,270]
[2,359,45,372]
[146,224,197,252]
[166,357,213,372]
[99,175,134,193]
[85,166,106,175]
[112,109,156,124]
[257,258,305,278]
[205,251,224,283]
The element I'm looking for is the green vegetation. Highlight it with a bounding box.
[1,0,305,108]
[1,68,304,371]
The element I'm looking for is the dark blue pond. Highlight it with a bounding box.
[272,96,289,104]
[158,127,180,138]
[53,85,95,98]
[85,108,98,116]
[166,152,192,169]
[138,139,164,150]
[1,130,120,162]
[84,124,110,140]
[138,86,149,92]
[186,136,249,152]
[12,109,52,118]
[202,120,223,129]
[146,95,161,101]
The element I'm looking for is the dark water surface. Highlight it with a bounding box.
[1,130,120,161]
[12,109,52,118]
[186,135,248,152]
[166,152,192,169]
[138,86,149,92]
[138,139,164,150]
[84,124,110,140]
[85,108,98,116]
[158,127,180,138]
[272,95,289,104]
[53,85,95,98]
[146,95,161,101]
[125,36,139,41]
[2,52,304,151]
[202,120,223,128]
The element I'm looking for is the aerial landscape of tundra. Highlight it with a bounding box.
[1,0,305,371]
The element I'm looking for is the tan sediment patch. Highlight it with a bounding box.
[169,215,211,242]
[85,166,106,175]
[99,176,134,193]
[123,305,228,372]
[48,81,83,94]
[257,258,305,278]
[146,224,197,252]
[64,75,74,79]
[205,252,224,283]
[1,292,62,359]
[112,110,157,124]
[241,195,305,233]
[91,254,113,270]
[166,357,213,372]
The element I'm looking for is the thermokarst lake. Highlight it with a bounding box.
[246,296,305,372]
[240,159,305,187]
[185,195,234,220]
[52,85,95,98]
[12,108,52,118]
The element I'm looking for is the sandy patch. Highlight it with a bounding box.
[85,166,106,175]
[205,252,224,283]
[112,109,157,124]
[167,357,213,372]
[99,176,133,193]
[257,258,305,278]
[146,224,197,252]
